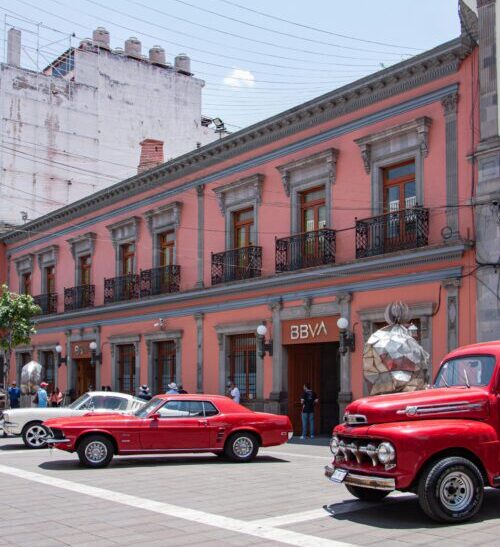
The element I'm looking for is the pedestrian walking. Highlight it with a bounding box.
[229,381,240,404]
[166,382,178,394]
[8,381,21,409]
[137,384,152,401]
[300,383,318,439]
[49,387,63,407]
[34,382,49,408]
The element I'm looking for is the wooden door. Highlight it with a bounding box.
[76,359,95,396]
[287,344,321,435]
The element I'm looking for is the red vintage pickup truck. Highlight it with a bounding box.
[325,341,500,523]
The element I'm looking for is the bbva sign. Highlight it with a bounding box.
[282,316,340,345]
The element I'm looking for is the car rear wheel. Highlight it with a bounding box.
[346,484,390,502]
[224,432,259,462]
[77,435,114,468]
[418,456,484,523]
[22,422,48,449]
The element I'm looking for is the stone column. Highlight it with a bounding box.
[442,278,461,352]
[134,339,141,395]
[195,313,204,392]
[196,185,205,288]
[441,92,459,239]
[175,337,183,387]
[65,329,73,393]
[337,292,353,418]
[268,299,284,411]
[94,325,101,390]
[217,333,226,394]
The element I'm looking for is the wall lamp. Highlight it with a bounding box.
[256,322,273,359]
[337,317,355,355]
[89,341,102,367]
[55,344,67,367]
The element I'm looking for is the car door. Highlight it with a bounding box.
[140,400,211,450]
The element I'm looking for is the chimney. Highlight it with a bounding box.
[124,37,142,58]
[7,28,21,67]
[175,53,192,75]
[92,27,110,50]
[149,46,167,66]
[138,139,164,173]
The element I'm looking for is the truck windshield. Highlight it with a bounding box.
[434,355,496,388]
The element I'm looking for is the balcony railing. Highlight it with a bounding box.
[355,207,429,259]
[140,265,181,297]
[104,273,140,304]
[211,245,262,285]
[64,284,95,311]
[33,293,58,314]
[275,228,336,273]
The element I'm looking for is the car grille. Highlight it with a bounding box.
[337,436,387,467]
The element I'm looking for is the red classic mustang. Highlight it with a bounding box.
[44,394,293,468]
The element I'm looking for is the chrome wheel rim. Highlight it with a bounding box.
[439,471,474,512]
[85,441,108,464]
[233,436,253,458]
[26,425,47,447]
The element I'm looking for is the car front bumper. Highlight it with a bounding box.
[324,465,396,491]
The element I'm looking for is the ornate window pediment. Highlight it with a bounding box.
[14,253,34,275]
[35,245,59,269]
[67,232,96,259]
[213,174,264,215]
[144,202,183,234]
[355,117,432,174]
[106,217,141,246]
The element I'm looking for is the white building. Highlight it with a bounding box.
[0,27,217,225]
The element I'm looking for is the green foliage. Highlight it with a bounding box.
[0,284,41,353]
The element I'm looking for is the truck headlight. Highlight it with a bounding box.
[330,435,340,455]
[377,442,395,464]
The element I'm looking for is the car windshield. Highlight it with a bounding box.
[434,355,496,388]
[134,397,164,418]
[69,394,91,409]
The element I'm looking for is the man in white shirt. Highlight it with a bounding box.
[229,382,240,404]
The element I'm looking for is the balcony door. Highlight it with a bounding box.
[299,187,326,268]
[232,208,254,280]
[44,266,55,294]
[159,231,175,267]
[117,344,135,394]
[383,161,417,245]
[120,243,135,275]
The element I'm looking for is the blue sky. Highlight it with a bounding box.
[1,0,461,130]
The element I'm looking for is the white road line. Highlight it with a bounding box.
[0,464,355,547]
[254,508,331,527]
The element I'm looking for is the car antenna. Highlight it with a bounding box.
[463,369,471,388]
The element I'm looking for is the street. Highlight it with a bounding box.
[0,436,499,546]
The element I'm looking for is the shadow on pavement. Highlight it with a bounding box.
[38,453,288,470]
[0,442,28,451]
[328,488,500,529]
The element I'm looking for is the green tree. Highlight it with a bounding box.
[0,285,41,401]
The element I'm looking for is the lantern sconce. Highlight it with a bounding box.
[89,341,102,367]
[55,344,67,368]
[337,317,355,355]
[256,321,273,359]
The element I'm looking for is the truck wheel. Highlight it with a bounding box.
[22,422,48,449]
[77,435,114,468]
[224,432,259,462]
[346,484,390,502]
[418,456,484,523]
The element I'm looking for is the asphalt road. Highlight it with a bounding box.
[0,436,499,546]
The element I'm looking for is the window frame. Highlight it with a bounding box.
[300,186,327,233]
[228,333,257,401]
[232,207,255,249]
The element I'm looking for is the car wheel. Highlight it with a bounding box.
[77,435,114,468]
[224,432,259,462]
[418,456,484,523]
[22,422,48,449]
[346,484,390,502]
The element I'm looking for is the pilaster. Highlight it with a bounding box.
[196,185,205,288]
[442,278,461,352]
[336,292,353,417]
[195,312,204,392]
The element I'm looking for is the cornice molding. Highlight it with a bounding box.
[1,37,473,246]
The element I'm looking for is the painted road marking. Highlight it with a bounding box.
[0,464,355,547]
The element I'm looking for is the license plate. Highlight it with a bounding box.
[330,468,348,483]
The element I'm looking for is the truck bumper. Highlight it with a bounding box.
[325,465,396,491]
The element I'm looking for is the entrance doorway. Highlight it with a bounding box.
[75,359,95,395]
[287,342,340,435]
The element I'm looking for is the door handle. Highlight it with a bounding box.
[198,419,208,426]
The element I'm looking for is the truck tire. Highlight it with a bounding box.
[346,484,390,502]
[77,435,114,468]
[224,432,259,462]
[417,456,484,523]
[22,422,48,449]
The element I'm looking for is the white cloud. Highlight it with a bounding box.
[223,68,255,88]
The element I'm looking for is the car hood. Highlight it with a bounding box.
[44,413,138,428]
[2,407,80,420]
[344,387,490,426]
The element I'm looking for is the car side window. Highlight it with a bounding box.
[203,401,219,417]
[101,397,128,410]
[156,400,205,418]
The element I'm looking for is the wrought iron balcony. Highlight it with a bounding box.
[211,245,262,285]
[64,284,95,311]
[140,265,181,297]
[275,228,336,273]
[355,207,429,259]
[104,273,140,304]
[33,293,58,314]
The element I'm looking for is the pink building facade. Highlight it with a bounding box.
[1,30,480,433]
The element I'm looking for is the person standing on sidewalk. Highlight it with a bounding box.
[300,383,318,439]
[8,381,21,409]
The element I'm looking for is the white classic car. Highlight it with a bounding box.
[1,391,145,448]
